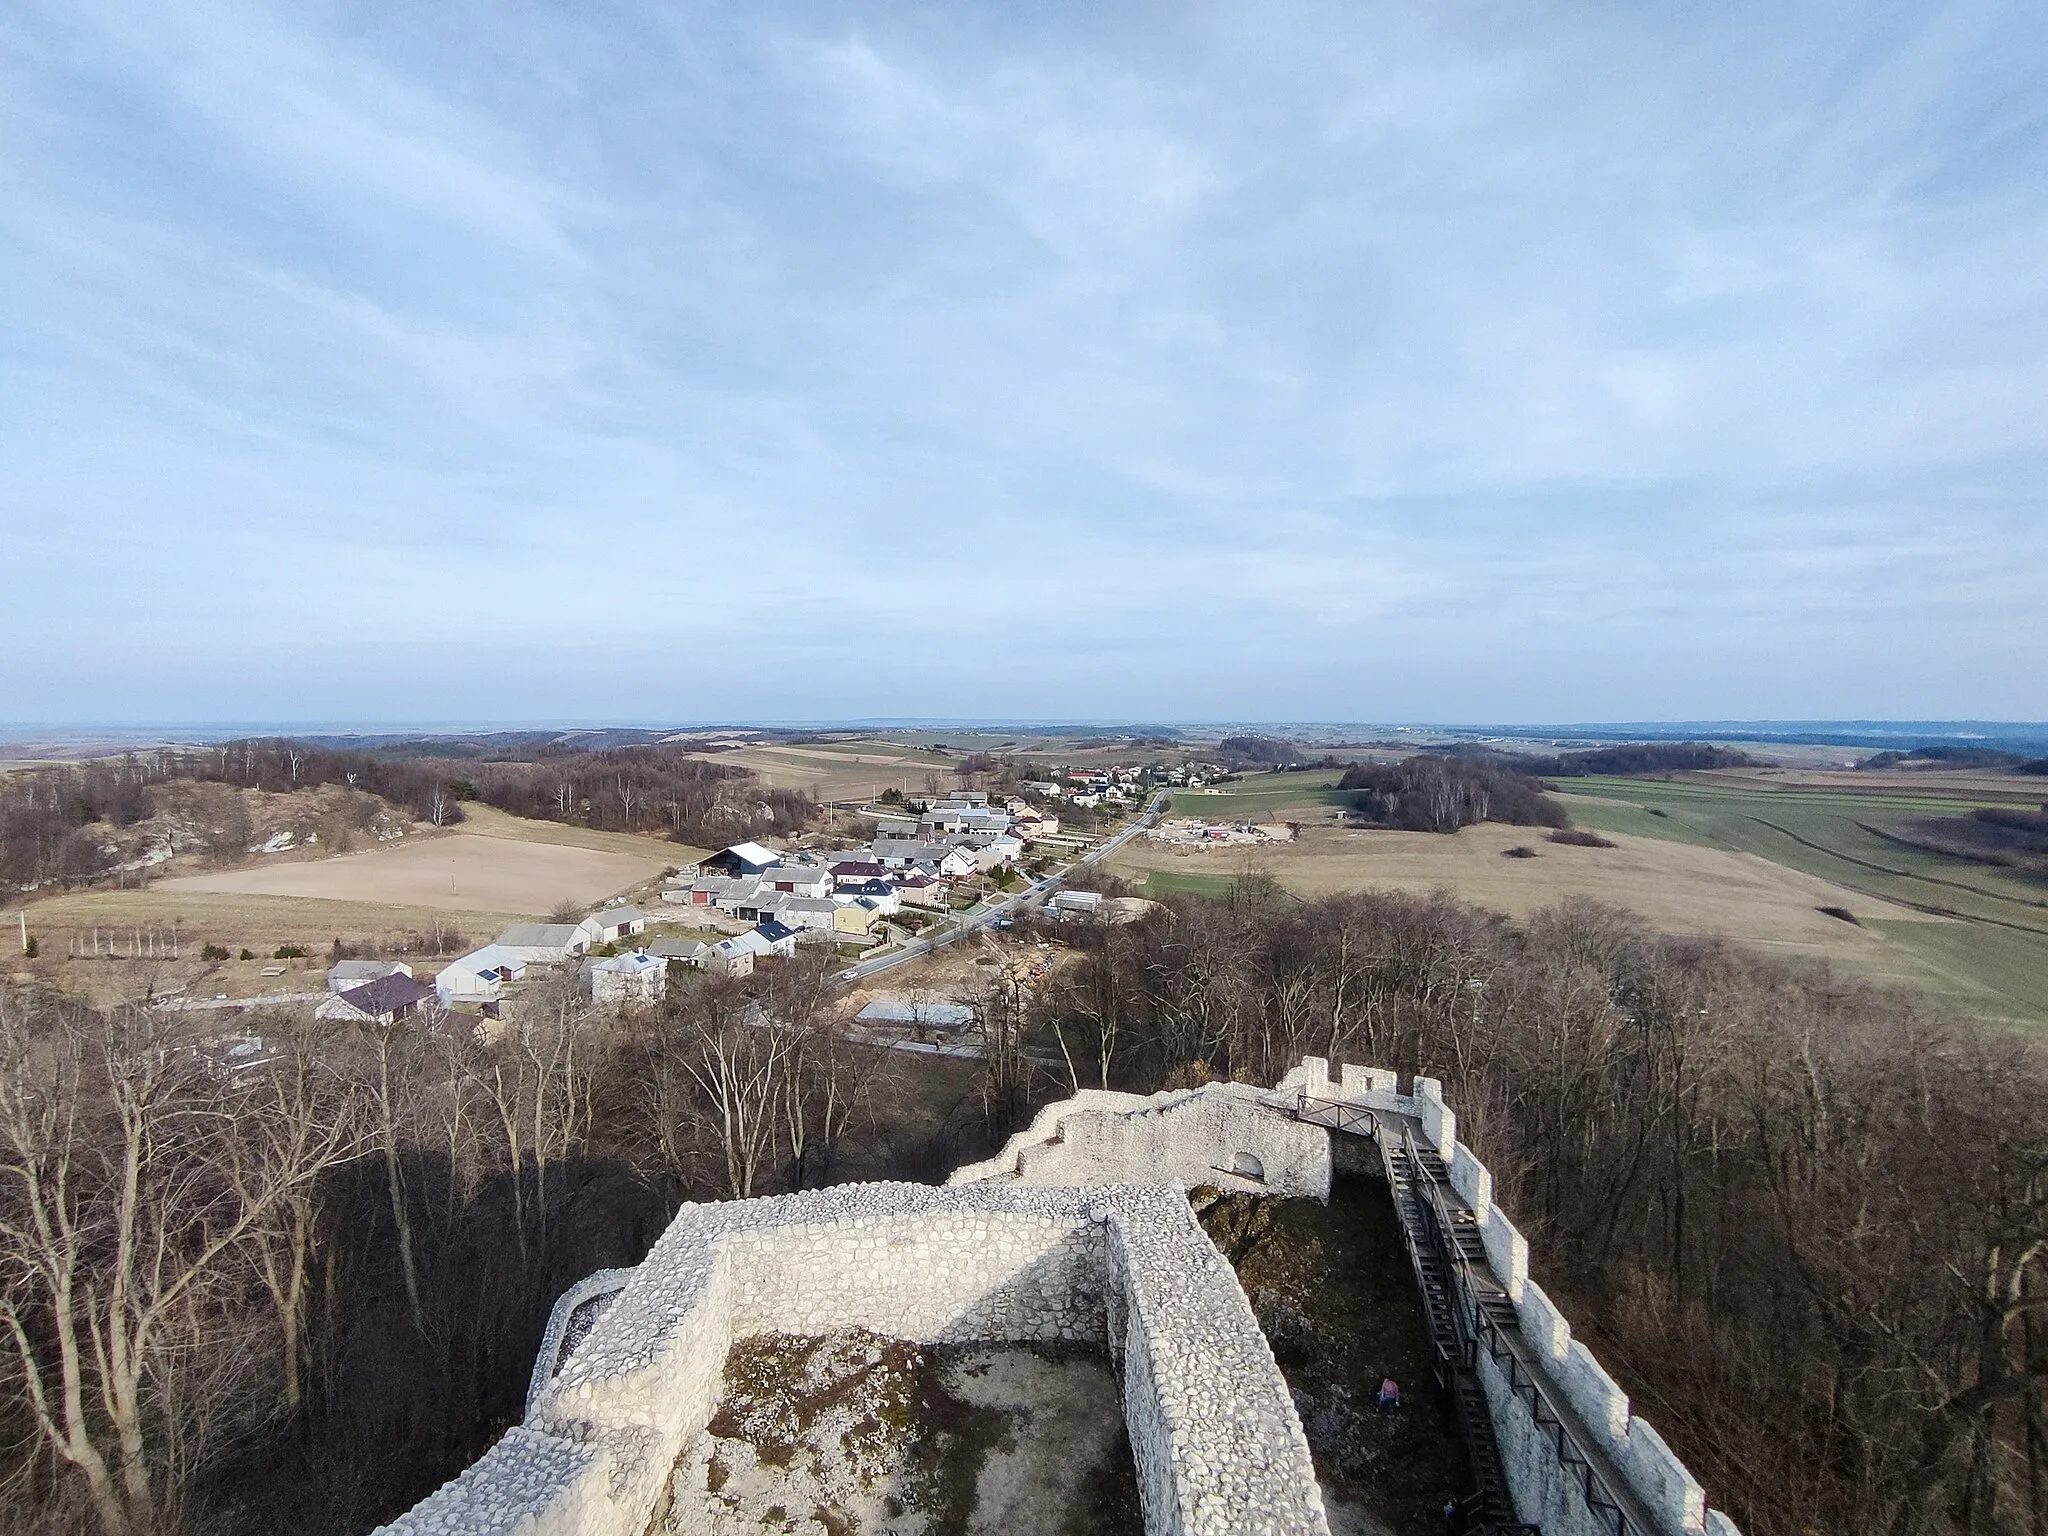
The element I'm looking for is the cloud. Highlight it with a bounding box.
[1,0,2045,723]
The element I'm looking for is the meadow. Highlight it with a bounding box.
[1168,769,1351,821]
[1550,774,2048,1025]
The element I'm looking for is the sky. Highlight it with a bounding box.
[3,1,2046,727]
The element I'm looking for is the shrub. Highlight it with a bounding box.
[21,936,36,958]
[1502,845,1540,859]
[239,948,255,961]
[200,943,230,962]
[1547,828,1617,848]
[273,945,308,960]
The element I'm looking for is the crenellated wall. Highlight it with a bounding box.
[1277,1056,1738,1536]
[947,1079,1331,1198]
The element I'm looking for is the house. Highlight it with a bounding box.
[759,866,832,899]
[834,901,883,936]
[696,841,781,879]
[316,972,434,1026]
[894,873,949,909]
[707,937,755,977]
[830,859,889,887]
[578,907,648,947]
[436,945,529,1005]
[869,812,919,838]
[646,936,714,967]
[586,950,666,1005]
[834,878,900,913]
[494,924,590,965]
[326,959,412,994]
[752,918,799,958]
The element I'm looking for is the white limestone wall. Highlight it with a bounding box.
[1282,1057,1735,1536]
[948,1080,1331,1200]
[379,1181,1326,1536]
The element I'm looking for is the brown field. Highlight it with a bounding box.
[1108,821,1961,990]
[8,808,703,1009]
[687,743,959,802]
[153,832,670,913]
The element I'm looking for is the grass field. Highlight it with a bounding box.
[1552,775,2048,1027]
[1169,771,1351,822]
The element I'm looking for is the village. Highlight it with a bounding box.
[303,785,1150,1044]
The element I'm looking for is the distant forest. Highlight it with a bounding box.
[1339,755,1567,833]
[1511,741,1758,776]
[0,740,812,897]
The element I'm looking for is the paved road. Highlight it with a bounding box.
[836,791,1170,986]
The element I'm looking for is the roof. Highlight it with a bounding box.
[774,896,838,915]
[831,861,887,877]
[593,907,647,928]
[338,972,434,1017]
[444,944,528,975]
[717,841,780,866]
[496,923,584,948]
[329,959,407,983]
[646,937,711,960]
[592,951,662,974]
[857,999,976,1028]
[754,918,796,943]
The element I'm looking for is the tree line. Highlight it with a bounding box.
[0,955,917,1536]
[1339,755,1568,832]
[0,742,819,900]
[1017,884,2048,1536]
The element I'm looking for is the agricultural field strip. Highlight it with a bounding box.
[1553,779,2048,933]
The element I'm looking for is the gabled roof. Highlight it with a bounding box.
[592,907,647,928]
[337,972,434,1017]
[497,923,584,948]
[329,959,408,983]
[592,950,662,974]
[718,841,779,866]
[754,918,795,943]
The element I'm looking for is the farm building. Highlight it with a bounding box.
[494,924,590,965]
[579,907,648,946]
[759,866,832,898]
[326,959,412,994]
[696,842,781,879]
[436,945,529,1005]
[646,936,713,966]
[1052,890,1104,917]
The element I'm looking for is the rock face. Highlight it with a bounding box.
[380,1176,1330,1536]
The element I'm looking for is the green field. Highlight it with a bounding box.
[1554,777,2048,1028]
[1133,869,1241,900]
[1170,771,1351,822]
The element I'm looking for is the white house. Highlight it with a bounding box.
[494,924,590,965]
[586,950,666,1005]
[436,945,529,1005]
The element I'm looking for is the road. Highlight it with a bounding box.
[836,790,1170,986]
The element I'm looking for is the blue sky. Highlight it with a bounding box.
[3,1,2046,726]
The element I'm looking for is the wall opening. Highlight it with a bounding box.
[1228,1151,1266,1182]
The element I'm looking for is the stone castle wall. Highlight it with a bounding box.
[947,1079,1331,1198]
[380,1180,1326,1536]
[1276,1057,1741,1536]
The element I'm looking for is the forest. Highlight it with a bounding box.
[1018,885,2048,1536]
[1338,754,1568,832]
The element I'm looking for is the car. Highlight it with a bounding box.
[837,968,859,982]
